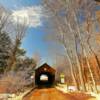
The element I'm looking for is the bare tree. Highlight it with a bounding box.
[7,18,28,71]
[66,0,98,92]
[0,6,10,33]
[43,0,99,92]
[33,52,42,67]
[43,0,81,90]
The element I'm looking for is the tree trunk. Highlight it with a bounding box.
[64,46,79,90]
[88,42,100,73]
[83,48,98,93]
[75,44,86,91]
[7,39,20,71]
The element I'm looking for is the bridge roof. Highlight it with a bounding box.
[35,63,56,73]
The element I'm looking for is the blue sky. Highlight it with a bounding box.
[0,0,65,65]
[0,0,58,64]
[1,0,99,65]
[0,0,41,9]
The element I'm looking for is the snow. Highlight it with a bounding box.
[87,93,100,100]
[56,84,100,100]
[68,86,77,91]
[56,84,68,93]
[56,84,78,93]
[0,89,32,100]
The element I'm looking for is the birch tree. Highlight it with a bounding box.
[43,0,98,92]
[43,0,81,90]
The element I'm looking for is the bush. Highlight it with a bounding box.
[0,68,35,93]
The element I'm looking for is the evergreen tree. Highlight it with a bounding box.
[0,32,11,72]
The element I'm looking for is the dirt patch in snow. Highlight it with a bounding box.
[0,85,9,93]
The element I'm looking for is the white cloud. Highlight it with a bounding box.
[11,6,43,28]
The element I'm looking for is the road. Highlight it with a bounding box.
[23,88,96,100]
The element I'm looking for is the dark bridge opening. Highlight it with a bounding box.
[35,63,55,88]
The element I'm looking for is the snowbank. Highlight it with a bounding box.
[0,89,32,100]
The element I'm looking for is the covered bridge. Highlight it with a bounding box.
[35,63,56,87]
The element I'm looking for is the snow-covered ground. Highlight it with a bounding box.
[56,84,100,100]
[88,93,100,100]
[0,89,32,100]
[56,83,77,93]
[0,85,100,100]
[56,84,68,93]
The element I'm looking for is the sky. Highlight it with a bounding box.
[1,0,99,65]
[0,0,57,65]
